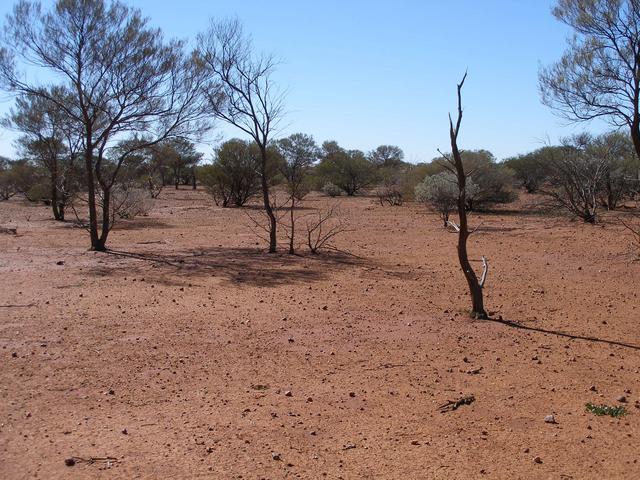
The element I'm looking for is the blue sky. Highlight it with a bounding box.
[0,0,610,163]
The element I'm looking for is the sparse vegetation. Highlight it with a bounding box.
[0,2,639,477]
[585,403,627,418]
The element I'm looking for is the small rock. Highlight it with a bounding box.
[411,440,420,445]
[617,395,627,403]
[56,261,65,266]
[121,428,128,435]
[11,352,17,358]
[534,456,542,464]
[306,397,313,403]
[343,442,356,450]
[589,385,597,392]
[64,458,75,467]
[544,415,556,424]
[271,452,281,461]
[284,390,292,397]
[349,392,356,398]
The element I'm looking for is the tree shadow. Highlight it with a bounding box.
[112,217,175,231]
[94,246,367,287]
[487,317,640,351]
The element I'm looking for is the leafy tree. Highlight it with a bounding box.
[5,90,82,220]
[589,131,637,209]
[276,133,319,254]
[368,145,405,168]
[0,156,15,200]
[200,139,261,207]
[504,147,559,193]
[460,150,516,210]
[0,0,209,250]
[539,0,640,163]
[317,141,374,196]
[151,138,203,190]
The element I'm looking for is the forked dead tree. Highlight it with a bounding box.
[439,74,488,319]
[305,204,350,254]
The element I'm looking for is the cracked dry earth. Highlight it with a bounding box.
[1,189,639,479]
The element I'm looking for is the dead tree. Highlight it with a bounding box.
[440,74,488,319]
[305,204,350,254]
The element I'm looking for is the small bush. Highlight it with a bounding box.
[322,182,342,197]
[109,185,153,220]
[585,402,627,417]
[415,172,478,227]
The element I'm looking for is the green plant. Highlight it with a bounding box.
[585,402,627,418]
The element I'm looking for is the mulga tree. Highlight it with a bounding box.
[317,141,374,196]
[0,0,210,251]
[6,89,81,220]
[542,134,608,223]
[200,138,261,207]
[540,0,640,164]
[276,133,319,254]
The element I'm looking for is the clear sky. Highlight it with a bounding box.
[0,0,611,163]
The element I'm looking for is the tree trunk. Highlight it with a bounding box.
[260,145,277,253]
[95,186,110,251]
[50,175,63,221]
[192,166,197,190]
[289,197,295,255]
[631,115,640,183]
[84,144,101,251]
[449,74,487,320]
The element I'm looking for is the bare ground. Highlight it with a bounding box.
[1,189,639,479]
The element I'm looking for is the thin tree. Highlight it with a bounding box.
[539,0,640,169]
[0,0,209,250]
[276,133,319,254]
[5,89,81,221]
[439,74,488,319]
[196,19,286,253]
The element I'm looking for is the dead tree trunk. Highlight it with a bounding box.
[446,73,488,319]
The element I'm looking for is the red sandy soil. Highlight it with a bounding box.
[1,189,639,479]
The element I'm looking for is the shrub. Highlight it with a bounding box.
[541,134,607,223]
[200,139,261,207]
[108,184,153,220]
[585,403,627,418]
[461,151,517,210]
[322,182,342,197]
[415,172,478,227]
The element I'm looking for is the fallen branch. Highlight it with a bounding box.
[65,456,118,467]
[438,394,475,413]
[0,226,17,235]
[446,220,460,232]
